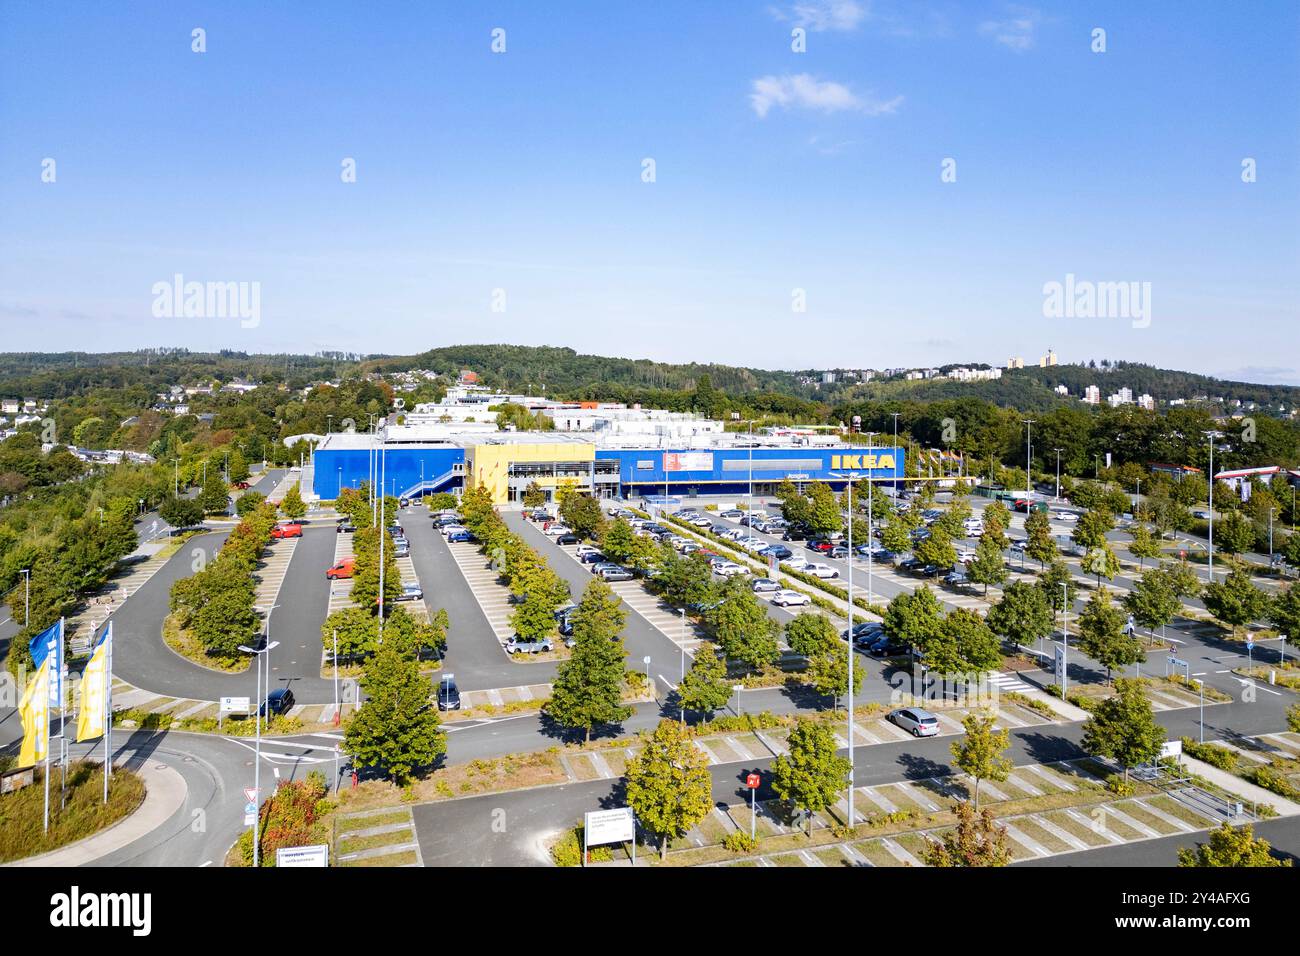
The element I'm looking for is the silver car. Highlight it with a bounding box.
[505,636,554,654]
[888,707,940,737]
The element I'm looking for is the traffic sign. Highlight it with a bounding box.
[746,773,760,789]
[244,813,257,826]
[1246,637,1254,650]
[244,787,259,803]
[244,802,256,815]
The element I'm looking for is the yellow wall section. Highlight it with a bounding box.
[829,453,895,471]
[465,442,595,504]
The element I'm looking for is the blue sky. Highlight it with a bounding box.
[1,1,1297,383]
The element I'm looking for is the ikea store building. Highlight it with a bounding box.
[311,427,905,506]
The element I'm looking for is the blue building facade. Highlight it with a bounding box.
[312,442,904,500]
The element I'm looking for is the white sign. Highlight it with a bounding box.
[244,813,257,826]
[221,696,251,715]
[276,844,330,868]
[584,807,634,846]
[664,452,714,473]
[1160,740,1183,760]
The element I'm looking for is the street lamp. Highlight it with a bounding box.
[238,635,280,869]
[1193,678,1205,743]
[1021,420,1036,501]
[643,656,652,699]
[891,413,902,499]
[1207,432,1215,583]
[1054,448,1063,502]
[829,466,864,828]
[1060,582,1069,695]
[679,609,687,727]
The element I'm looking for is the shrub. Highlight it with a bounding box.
[1105,774,1134,797]
[235,772,330,866]
[1181,737,1239,772]
[722,830,758,854]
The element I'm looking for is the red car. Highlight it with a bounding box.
[326,557,355,579]
[808,539,834,553]
[271,522,303,539]
[233,481,251,490]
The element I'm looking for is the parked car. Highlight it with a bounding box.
[261,688,296,717]
[943,570,972,589]
[713,561,747,577]
[326,558,355,579]
[955,548,977,563]
[556,533,580,545]
[751,577,781,593]
[543,524,572,537]
[336,518,355,534]
[575,544,601,557]
[720,510,744,519]
[771,589,811,607]
[888,707,940,737]
[760,544,792,560]
[866,635,908,657]
[807,539,834,553]
[505,636,553,654]
[783,556,810,571]
[393,541,410,558]
[437,678,461,711]
[897,558,923,574]
[397,582,423,602]
[579,550,607,565]
[554,604,578,636]
[828,545,850,559]
[598,565,634,582]
[271,522,302,539]
[804,563,839,579]
[1051,510,1078,522]
[232,480,250,490]
[446,529,474,543]
[842,621,881,641]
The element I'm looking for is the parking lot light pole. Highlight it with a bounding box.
[891,413,901,499]
[1207,433,1215,583]
[1021,420,1036,500]
[238,638,280,868]
[679,610,686,727]
[333,628,340,727]
[643,656,652,700]
[830,467,864,827]
[1054,449,1063,501]
[1193,678,1205,743]
[20,569,29,627]
[1060,582,1069,695]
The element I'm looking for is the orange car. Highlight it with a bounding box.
[325,557,355,579]
[271,522,303,539]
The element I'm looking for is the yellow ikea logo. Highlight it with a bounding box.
[831,454,895,471]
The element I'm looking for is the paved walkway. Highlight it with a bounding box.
[5,759,187,867]
[1181,755,1300,817]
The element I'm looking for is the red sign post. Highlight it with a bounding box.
[746,772,760,840]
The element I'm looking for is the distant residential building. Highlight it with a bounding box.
[1137,393,1156,410]
[0,399,18,415]
[822,371,836,384]
[1007,357,1024,369]
[905,371,924,381]
[1053,384,1069,396]
[1039,349,1058,367]
[1083,385,1101,405]
[946,366,1003,382]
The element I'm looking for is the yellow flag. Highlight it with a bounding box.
[18,659,49,768]
[77,632,110,742]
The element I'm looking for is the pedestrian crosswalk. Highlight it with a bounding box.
[987,671,1034,694]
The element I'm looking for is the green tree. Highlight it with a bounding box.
[1268,583,1300,655]
[967,530,1008,596]
[624,719,714,859]
[521,481,546,508]
[1127,523,1161,568]
[1072,508,1114,550]
[197,470,231,515]
[883,585,944,655]
[1081,678,1166,782]
[1024,508,1056,568]
[805,482,842,537]
[1203,565,1269,640]
[929,608,1002,674]
[805,639,861,709]
[280,481,307,520]
[784,611,837,657]
[1123,567,1182,643]
[1216,510,1257,560]
[600,518,636,564]
[985,581,1054,651]
[1037,561,1077,615]
[913,526,956,570]
[1178,822,1290,868]
[343,644,445,784]
[708,580,780,670]
[1083,542,1122,586]
[770,717,852,836]
[1077,588,1143,684]
[950,712,1012,809]
[880,516,915,555]
[923,802,1011,867]
[235,490,267,517]
[160,495,204,528]
[560,493,605,540]
[676,645,731,721]
[543,579,632,742]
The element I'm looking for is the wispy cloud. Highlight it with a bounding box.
[749,73,902,118]
[769,0,867,32]
[979,6,1040,51]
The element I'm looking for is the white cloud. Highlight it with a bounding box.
[749,73,902,119]
[979,7,1039,51]
[771,0,868,32]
